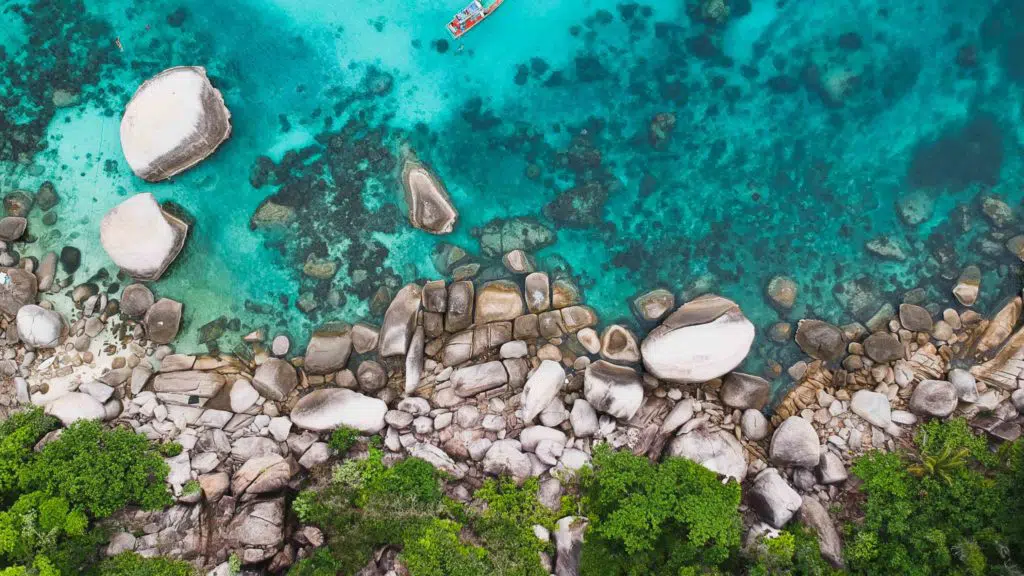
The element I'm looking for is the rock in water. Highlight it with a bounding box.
[120,66,231,182]
[640,294,754,383]
[795,320,845,362]
[401,159,457,234]
[100,194,188,281]
[144,298,183,344]
[16,305,63,349]
[290,389,387,433]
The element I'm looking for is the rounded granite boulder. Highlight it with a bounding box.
[100,194,188,281]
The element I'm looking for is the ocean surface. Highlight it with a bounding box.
[2,0,1024,392]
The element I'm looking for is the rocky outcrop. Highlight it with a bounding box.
[401,159,458,234]
[303,327,352,375]
[475,280,524,324]
[100,194,188,281]
[379,284,422,357]
[290,389,387,433]
[120,66,231,182]
[641,294,755,383]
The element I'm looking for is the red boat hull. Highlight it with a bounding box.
[447,0,505,40]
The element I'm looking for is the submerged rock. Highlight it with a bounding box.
[100,194,188,281]
[795,320,845,362]
[120,66,232,182]
[632,288,675,321]
[641,294,754,383]
[401,159,457,234]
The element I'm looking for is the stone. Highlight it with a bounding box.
[500,340,529,359]
[720,372,770,410]
[0,217,26,242]
[421,280,447,313]
[818,452,848,484]
[503,249,533,273]
[524,272,551,314]
[152,370,226,397]
[380,284,422,357]
[520,426,567,452]
[0,267,38,316]
[551,279,580,309]
[44,392,105,426]
[909,379,958,418]
[863,332,903,363]
[232,454,296,495]
[522,360,566,423]
[443,281,474,333]
[794,320,845,362]
[741,409,769,440]
[1013,389,1024,412]
[866,236,908,261]
[100,194,188,281]
[799,496,845,568]
[144,298,183,344]
[975,297,1022,354]
[749,468,802,528]
[252,358,298,401]
[949,368,979,403]
[451,361,508,397]
[36,253,57,292]
[953,265,981,307]
[767,276,797,309]
[667,425,747,481]
[583,360,644,420]
[408,443,463,478]
[632,288,675,321]
[356,360,387,393]
[475,280,524,324]
[121,66,231,182]
[270,334,290,356]
[268,417,292,442]
[482,440,532,481]
[290,389,387,433]
[661,398,695,434]
[560,306,598,332]
[80,382,114,404]
[899,303,933,332]
[554,517,587,576]
[405,326,425,394]
[385,410,414,429]
[298,442,331,469]
[107,532,137,557]
[897,189,934,226]
[599,325,640,363]
[850,390,892,428]
[120,284,155,318]
[641,294,755,383]
[401,159,457,234]
[16,304,63,348]
[227,498,285,550]
[891,410,918,425]
[769,417,820,468]
[304,327,352,374]
[569,399,598,437]
[351,323,379,354]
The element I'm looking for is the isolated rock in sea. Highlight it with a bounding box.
[16,304,63,349]
[666,425,747,481]
[795,320,845,362]
[769,416,820,468]
[0,267,38,316]
[290,389,387,433]
[0,217,27,242]
[45,392,106,426]
[401,159,457,234]
[120,66,232,182]
[522,360,566,423]
[633,288,675,321]
[100,193,188,281]
[766,276,797,309]
[641,294,754,383]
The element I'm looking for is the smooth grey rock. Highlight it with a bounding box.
[351,323,380,354]
[520,426,567,452]
[632,288,675,322]
[522,360,566,423]
[231,454,296,495]
[583,360,644,420]
[483,440,532,481]
[949,369,979,403]
[252,358,298,401]
[850,390,892,428]
[909,379,958,418]
[795,320,845,362]
[800,496,845,568]
[661,398,695,434]
[120,283,155,318]
[0,217,26,242]
[769,417,820,468]
[720,372,770,410]
[379,284,422,357]
[290,389,387,433]
[899,303,933,332]
[569,399,598,437]
[298,442,331,469]
[121,66,231,182]
[554,517,587,576]
[741,409,769,441]
[863,332,903,363]
[144,298,182,344]
[230,379,260,413]
[666,425,747,481]
[304,327,352,374]
[749,468,802,528]
[44,392,105,426]
[402,159,457,234]
[409,443,463,479]
[641,294,754,383]
[0,267,38,316]
[451,361,508,397]
[16,304,63,348]
[817,451,848,484]
[100,194,188,281]
[356,360,387,393]
[227,498,285,549]
[405,326,425,394]
[445,281,474,333]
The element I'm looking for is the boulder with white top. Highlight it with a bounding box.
[640,294,755,383]
[100,194,188,281]
[44,392,106,426]
[120,66,231,182]
[401,158,457,234]
[290,389,387,433]
[521,360,566,423]
[666,425,747,481]
[583,360,644,420]
[16,304,63,349]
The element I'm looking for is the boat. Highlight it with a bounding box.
[447,0,505,40]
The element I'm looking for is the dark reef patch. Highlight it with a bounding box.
[907,113,1005,191]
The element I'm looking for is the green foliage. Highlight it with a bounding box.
[400,519,489,576]
[0,409,174,575]
[328,427,360,456]
[470,478,555,576]
[578,444,742,575]
[847,418,1020,576]
[746,524,841,576]
[227,553,241,575]
[996,440,1024,565]
[96,552,196,576]
[181,481,200,497]
[157,442,183,458]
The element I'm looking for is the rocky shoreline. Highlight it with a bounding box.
[1,194,1023,573]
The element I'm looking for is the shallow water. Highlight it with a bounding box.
[3,0,1024,392]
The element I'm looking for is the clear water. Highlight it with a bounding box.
[3,0,1024,390]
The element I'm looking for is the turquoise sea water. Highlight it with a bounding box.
[3,0,1024,388]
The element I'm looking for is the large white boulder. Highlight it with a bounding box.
[44,392,106,426]
[583,360,644,420]
[666,424,747,481]
[100,194,188,281]
[120,66,231,182]
[521,360,566,423]
[641,294,755,383]
[401,159,457,234]
[290,389,387,433]
[16,304,63,349]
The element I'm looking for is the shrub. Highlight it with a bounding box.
[328,427,359,456]
[847,419,1019,575]
[96,552,196,575]
[400,519,489,576]
[578,444,743,575]
[0,409,57,501]
[746,524,841,576]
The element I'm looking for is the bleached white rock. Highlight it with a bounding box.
[120,66,231,182]
[16,304,63,349]
[521,360,566,423]
[290,388,387,433]
[100,193,188,281]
